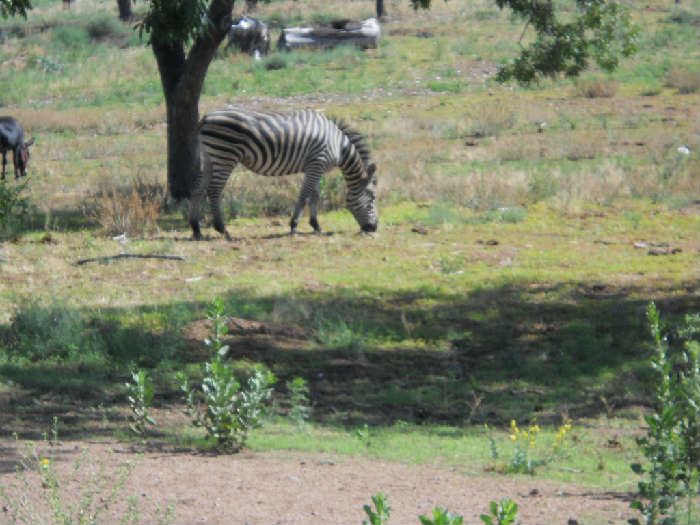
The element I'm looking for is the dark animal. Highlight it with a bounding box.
[227,17,270,58]
[191,107,378,240]
[0,117,34,180]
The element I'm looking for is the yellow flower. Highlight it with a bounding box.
[40,458,50,468]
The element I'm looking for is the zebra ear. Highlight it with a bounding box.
[366,162,376,178]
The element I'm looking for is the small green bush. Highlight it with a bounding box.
[85,12,128,41]
[8,302,102,362]
[125,369,157,436]
[480,499,519,525]
[51,25,89,49]
[178,298,276,451]
[363,493,391,525]
[629,304,700,525]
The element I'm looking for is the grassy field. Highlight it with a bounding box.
[1,0,699,501]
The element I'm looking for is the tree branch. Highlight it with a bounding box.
[75,253,186,266]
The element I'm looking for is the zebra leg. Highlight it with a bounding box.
[308,182,322,234]
[207,168,233,241]
[290,169,321,235]
[289,194,306,235]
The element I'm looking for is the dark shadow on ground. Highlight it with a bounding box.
[1,279,699,441]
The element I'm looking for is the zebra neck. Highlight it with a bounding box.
[339,140,366,188]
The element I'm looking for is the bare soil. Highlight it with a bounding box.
[0,439,633,525]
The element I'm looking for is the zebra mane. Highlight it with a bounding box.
[331,117,372,170]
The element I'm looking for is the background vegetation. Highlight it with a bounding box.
[0,0,699,519]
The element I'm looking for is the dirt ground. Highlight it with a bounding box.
[0,439,634,525]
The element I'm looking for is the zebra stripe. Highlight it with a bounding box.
[189,107,378,240]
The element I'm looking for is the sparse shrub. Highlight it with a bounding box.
[178,298,276,451]
[668,9,700,27]
[574,78,619,98]
[484,419,573,476]
[664,67,700,94]
[363,493,391,525]
[0,178,35,240]
[423,202,462,226]
[419,507,464,525]
[314,319,367,351]
[51,25,89,49]
[355,423,371,447]
[85,12,128,41]
[0,423,174,524]
[286,376,312,430]
[32,55,64,74]
[83,176,164,236]
[8,302,102,362]
[465,105,515,138]
[465,207,526,225]
[527,171,558,203]
[480,498,519,525]
[629,303,700,525]
[506,420,543,475]
[263,54,288,71]
[125,369,157,436]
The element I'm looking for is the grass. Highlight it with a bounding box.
[247,418,642,489]
[0,0,699,497]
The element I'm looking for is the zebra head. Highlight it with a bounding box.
[348,162,378,232]
[17,137,34,178]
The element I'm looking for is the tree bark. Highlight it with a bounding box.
[150,0,234,200]
[117,0,132,21]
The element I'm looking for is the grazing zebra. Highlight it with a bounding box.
[190,107,378,240]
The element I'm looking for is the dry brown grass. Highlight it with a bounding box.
[12,107,165,135]
[83,176,164,236]
[665,67,700,94]
[574,79,619,99]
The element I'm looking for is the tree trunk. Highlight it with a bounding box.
[117,0,132,21]
[150,0,234,200]
[376,0,386,20]
[164,89,200,201]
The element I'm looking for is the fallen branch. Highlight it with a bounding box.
[75,253,185,266]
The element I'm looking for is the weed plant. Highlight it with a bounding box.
[285,376,312,430]
[419,507,464,525]
[0,424,174,524]
[83,176,163,237]
[480,498,519,525]
[363,493,391,525]
[178,298,276,451]
[484,419,573,475]
[125,369,157,436]
[630,304,700,525]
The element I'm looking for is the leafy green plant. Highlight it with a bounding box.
[355,423,371,448]
[125,369,157,436]
[178,298,276,451]
[480,498,519,525]
[418,507,464,525]
[286,376,312,430]
[363,493,391,525]
[629,303,700,525]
